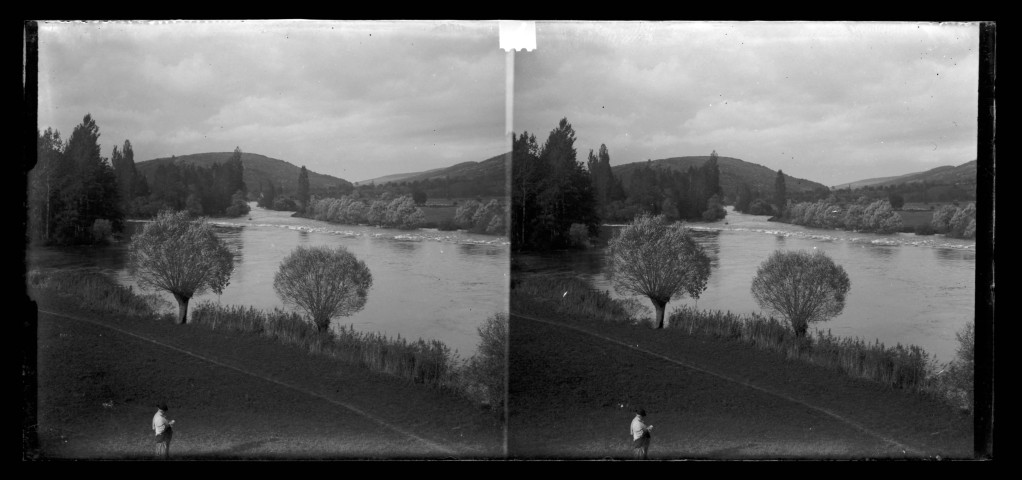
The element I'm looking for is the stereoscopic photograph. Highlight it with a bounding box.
[23,20,991,461]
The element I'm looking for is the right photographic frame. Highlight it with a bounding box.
[507,21,992,460]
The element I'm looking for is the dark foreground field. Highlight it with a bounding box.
[28,295,503,460]
[508,311,973,460]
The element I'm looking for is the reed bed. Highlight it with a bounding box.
[510,275,642,325]
[28,269,163,320]
[189,303,458,389]
[667,306,932,391]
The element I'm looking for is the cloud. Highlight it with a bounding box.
[514,21,979,185]
[36,20,505,182]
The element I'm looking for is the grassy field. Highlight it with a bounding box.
[508,278,973,459]
[28,289,503,459]
[896,209,934,229]
[419,205,459,227]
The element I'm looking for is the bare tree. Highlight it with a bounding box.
[273,245,373,333]
[750,250,851,338]
[609,214,711,329]
[128,210,234,324]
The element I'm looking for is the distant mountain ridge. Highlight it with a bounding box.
[612,155,829,200]
[136,152,353,194]
[357,153,508,187]
[832,160,977,190]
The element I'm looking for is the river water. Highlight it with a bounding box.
[515,207,976,364]
[27,203,509,357]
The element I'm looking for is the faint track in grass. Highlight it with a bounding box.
[511,312,924,456]
[38,308,458,457]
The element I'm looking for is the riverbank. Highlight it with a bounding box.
[27,273,504,459]
[508,276,973,459]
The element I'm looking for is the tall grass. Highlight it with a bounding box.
[28,269,164,320]
[513,275,971,410]
[667,306,931,390]
[510,275,643,325]
[189,302,458,389]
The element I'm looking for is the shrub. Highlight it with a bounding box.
[463,313,508,414]
[91,219,113,243]
[568,223,591,249]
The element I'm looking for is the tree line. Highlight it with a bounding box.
[785,198,904,234]
[306,193,427,229]
[29,114,252,245]
[600,151,727,224]
[512,117,727,251]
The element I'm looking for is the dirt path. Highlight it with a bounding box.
[31,305,503,459]
[508,313,971,459]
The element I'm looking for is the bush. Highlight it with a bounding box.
[568,223,591,249]
[435,218,460,231]
[91,219,113,243]
[463,313,507,415]
[914,224,936,235]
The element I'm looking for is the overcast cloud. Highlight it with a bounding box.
[37,21,979,187]
[513,22,979,186]
[37,20,506,183]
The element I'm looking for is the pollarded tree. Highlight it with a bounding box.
[751,250,851,338]
[128,210,234,324]
[273,245,373,333]
[609,214,712,329]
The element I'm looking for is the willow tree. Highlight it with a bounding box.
[273,245,373,333]
[750,250,851,338]
[128,210,234,324]
[609,214,711,329]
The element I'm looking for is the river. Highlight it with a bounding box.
[27,203,509,357]
[514,207,976,364]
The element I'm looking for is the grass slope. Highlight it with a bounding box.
[360,153,508,187]
[508,293,972,459]
[30,294,502,459]
[136,152,353,195]
[833,160,977,190]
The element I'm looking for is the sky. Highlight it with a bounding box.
[36,20,506,183]
[37,21,979,187]
[514,22,980,186]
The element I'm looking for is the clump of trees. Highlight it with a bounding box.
[787,199,903,234]
[609,214,712,329]
[141,147,249,218]
[734,182,778,216]
[931,203,976,239]
[600,151,727,224]
[273,245,373,333]
[454,199,506,235]
[28,115,124,245]
[307,194,427,229]
[750,250,851,338]
[511,118,599,250]
[128,210,235,324]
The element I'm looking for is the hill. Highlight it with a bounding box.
[136,152,353,196]
[832,160,977,190]
[358,153,508,187]
[612,156,829,200]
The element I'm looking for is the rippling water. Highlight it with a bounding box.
[28,204,509,356]
[516,207,976,364]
